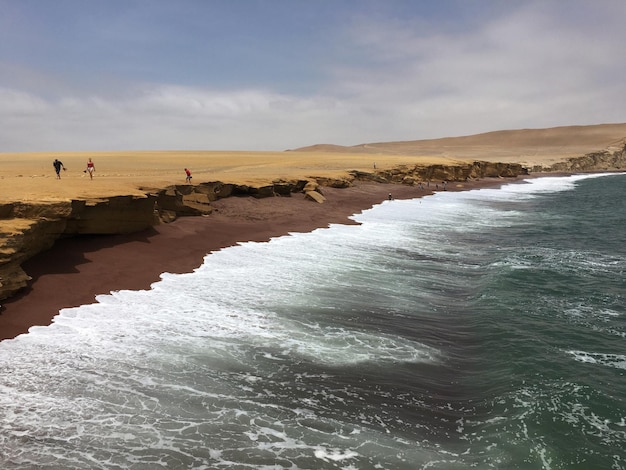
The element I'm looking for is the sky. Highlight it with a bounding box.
[1,0,625,152]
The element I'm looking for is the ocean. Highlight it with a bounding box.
[0,173,624,469]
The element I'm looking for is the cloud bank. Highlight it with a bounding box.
[1,0,625,152]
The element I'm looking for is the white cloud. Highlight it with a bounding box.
[0,84,353,151]
[0,87,49,115]
[326,1,626,139]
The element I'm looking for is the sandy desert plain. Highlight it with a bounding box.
[2,123,626,203]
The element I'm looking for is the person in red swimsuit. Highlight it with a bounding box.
[185,168,192,183]
[86,158,96,180]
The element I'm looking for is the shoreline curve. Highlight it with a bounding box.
[0,178,508,341]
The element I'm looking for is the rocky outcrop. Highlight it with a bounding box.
[65,196,159,234]
[350,160,529,185]
[0,217,68,296]
[304,190,326,203]
[533,141,626,173]
[302,181,326,203]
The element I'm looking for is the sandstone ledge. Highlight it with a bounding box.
[1,147,625,304]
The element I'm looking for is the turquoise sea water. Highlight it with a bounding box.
[0,173,624,469]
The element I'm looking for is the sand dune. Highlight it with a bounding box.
[1,123,625,203]
[294,123,626,164]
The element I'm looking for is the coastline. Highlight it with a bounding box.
[0,178,509,341]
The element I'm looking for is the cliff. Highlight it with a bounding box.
[1,146,624,305]
[534,139,626,173]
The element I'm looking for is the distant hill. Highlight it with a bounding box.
[291,123,626,163]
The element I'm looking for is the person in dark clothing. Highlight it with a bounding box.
[53,159,66,179]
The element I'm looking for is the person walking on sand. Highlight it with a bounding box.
[185,168,192,183]
[53,159,66,179]
[86,158,96,180]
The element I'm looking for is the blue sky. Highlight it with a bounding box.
[1,0,625,152]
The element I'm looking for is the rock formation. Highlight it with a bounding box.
[352,161,529,185]
[534,139,626,173]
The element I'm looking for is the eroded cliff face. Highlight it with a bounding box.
[351,160,528,185]
[534,140,626,173]
[0,217,68,297]
[0,197,156,299]
[0,152,619,304]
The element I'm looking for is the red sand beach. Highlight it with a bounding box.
[0,179,508,341]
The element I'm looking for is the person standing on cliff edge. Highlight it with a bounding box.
[86,158,96,180]
[53,159,66,179]
[185,168,192,183]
